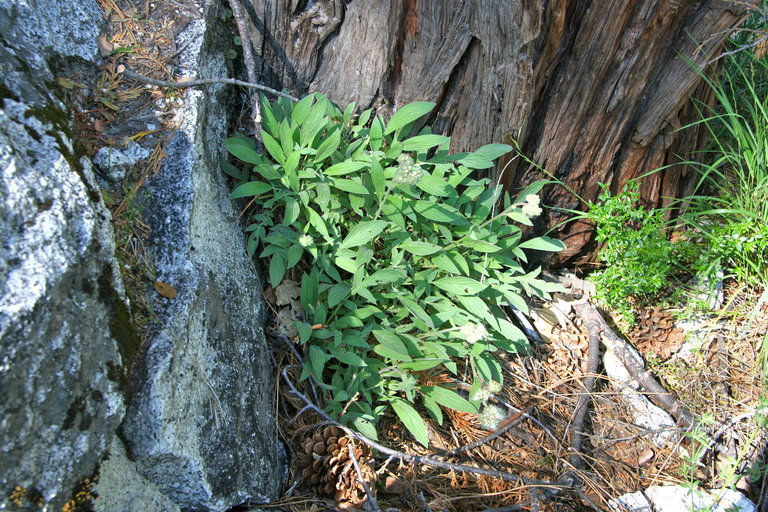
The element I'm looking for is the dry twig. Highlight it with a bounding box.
[118,66,299,101]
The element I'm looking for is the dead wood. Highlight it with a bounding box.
[575,301,695,428]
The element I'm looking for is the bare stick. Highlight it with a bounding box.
[118,66,299,101]
[347,442,380,512]
[704,33,768,66]
[280,367,566,490]
[228,0,268,129]
[568,304,603,468]
[576,301,695,428]
[442,408,531,457]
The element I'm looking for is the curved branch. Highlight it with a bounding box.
[118,66,299,101]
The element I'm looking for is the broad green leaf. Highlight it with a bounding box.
[286,244,303,268]
[353,417,378,440]
[391,399,429,446]
[308,345,328,377]
[362,269,406,287]
[457,153,494,169]
[385,102,435,135]
[370,158,385,198]
[400,240,443,256]
[342,102,356,123]
[324,160,367,176]
[433,276,488,295]
[518,236,566,252]
[339,220,389,249]
[474,143,513,161]
[461,239,502,253]
[422,386,478,413]
[291,94,314,125]
[400,359,445,371]
[432,253,461,274]
[230,181,272,199]
[422,394,443,425]
[327,283,350,308]
[300,269,319,311]
[402,134,450,151]
[358,109,372,126]
[397,295,434,327]
[456,295,493,323]
[315,127,341,162]
[261,131,285,164]
[282,197,299,225]
[269,253,286,287]
[417,173,454,197]
[220,156,245,180]
[296,321,313,343]
[254,163,282,181]
[373,344,412,362]
[413,200,467,224]
[307,208,330,238]
[332,178,369,195]
[372,330,410,358]
[491,317,526,347]
[334,255,359,274]
[224,138,262,165]
[370,117,384,151]
[331,347,367,366]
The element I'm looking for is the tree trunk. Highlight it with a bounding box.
[235,0,755,264]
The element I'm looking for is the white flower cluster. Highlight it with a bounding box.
[298,234,314,247]
[470,380,503,403]
[459,322,490,344]
[521,193,542,218]
[393,153,423,185]
[477,404,507,430]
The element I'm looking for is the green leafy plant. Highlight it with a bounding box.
[224,93,564,445]
[585,180,674,324]
[677,25,768,288]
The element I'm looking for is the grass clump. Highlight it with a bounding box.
[225,93,565,445]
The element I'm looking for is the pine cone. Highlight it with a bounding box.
[630,306,685,360]
[294,426,376,508]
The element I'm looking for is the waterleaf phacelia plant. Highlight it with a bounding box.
[225,92,565,446]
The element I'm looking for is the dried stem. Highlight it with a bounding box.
[118,66,299,101]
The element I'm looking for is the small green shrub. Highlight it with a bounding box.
[585,180,674,323]
[224,93,564,445]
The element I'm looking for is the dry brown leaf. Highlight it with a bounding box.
[275,279,301,306]
[154,280,177,298]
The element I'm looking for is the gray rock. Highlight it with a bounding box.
[0,55,127,512]
[120,4,285,510]
[93,142,151,186]
[93,436,182,512]
[0,0,105,107]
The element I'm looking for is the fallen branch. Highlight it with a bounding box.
[568,304,602,469]
[280,367,567,491]
[118,65,299,101]
[576,301,695,428]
